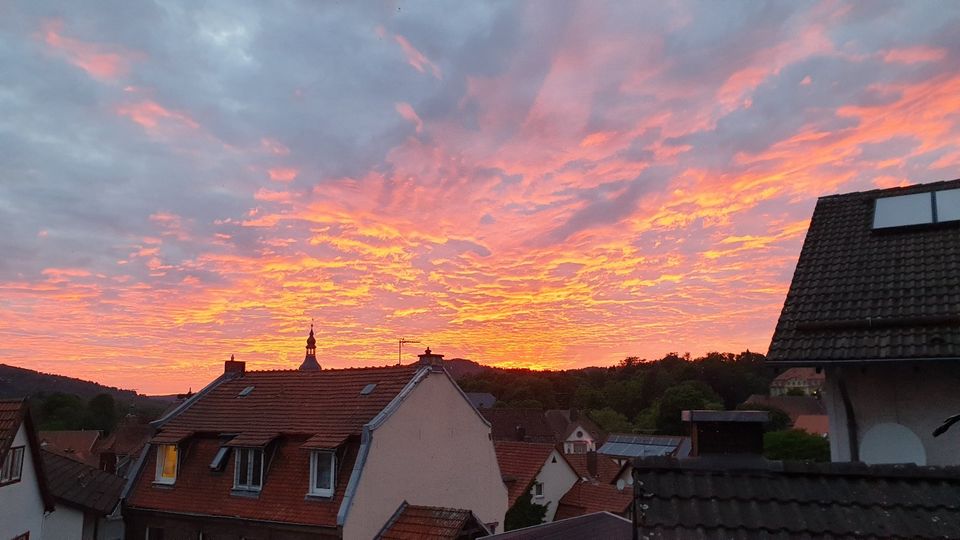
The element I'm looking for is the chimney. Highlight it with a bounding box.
[514,425,526,442]
[586,450,598,478]
[417,347,445,371]
[224,354,246,376]
[99,451,117,474]
[682,410,769,457]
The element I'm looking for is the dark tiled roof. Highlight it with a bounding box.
[771,367,824,386]
[768,179,960,364]
[483,511,632,539]
[544,410,604,443]
[41,450,125,514]
[742,395,825,422]
[634,456,960,539]
[482,409,557,443]
[39,430,101,466]
[0,399,23,462]
[555,481,633,520]
[377,501,489,539]
[466,392,497,409]
[493,441,557,507]
[96,417,153,456]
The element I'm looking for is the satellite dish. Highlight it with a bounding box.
[616,479,626,491]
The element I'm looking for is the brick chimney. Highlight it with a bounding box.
[224,354,245,376]
[586,450,598,478]
[417,347,445,371]
[682,410,768,457]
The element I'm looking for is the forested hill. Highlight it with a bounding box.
[0,363,169,407]
[454,351,775,435]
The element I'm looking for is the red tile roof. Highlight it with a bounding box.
[0,399,56,511]
[38,430,101,466]
[794,414,830,437]
[555,481,633,520]
[0,399,23,461]
[493,441,557,507]
[96,418,153,456]
[128,365,421,528]
[564,453,622,483]
[481,409,557,443]
[377,502,487,539]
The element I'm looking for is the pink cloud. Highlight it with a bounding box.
[268,168,299,182]
[391,32,442,79]
[883,46,947,64]
[394,102,423,133]
[40,19,139,80]
[116,100,199,131]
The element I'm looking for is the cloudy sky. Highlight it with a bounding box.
[2,1,959,394]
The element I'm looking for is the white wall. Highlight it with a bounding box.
[0,424,46,539]
[43,504,86,540]
[824,364,960,465]
[562,424,595,454]
[531,449,578,522]
[343,371,508,540]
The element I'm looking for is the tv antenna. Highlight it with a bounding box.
[398,338,421,365]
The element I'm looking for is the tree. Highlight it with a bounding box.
[37,392,85,430]
[504,492,548,530]
[763,430,830,462]
[736,403,791,432]
[587,407,633,433]
[84,393,118,433]
[655,381,723,435]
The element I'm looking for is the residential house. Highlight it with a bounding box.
[493,441,579,523]
[0,399,55,540]
[769,367,824,396]
[124,338,508,539]
[554,482,633,521]
[631,410,960,538]
[41,450,126,540]
[39,430,102,467]
[767,179,960,465]
[544,410,604,454]
[482,409,557,444]
[375,502,491,539]
[563,451,622,483]
[598,434,691,466]
[95,415,153,476]
[482,512,632,540]
[466,392,497,410]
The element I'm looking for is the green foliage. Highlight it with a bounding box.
[504,492,549,530]
[456,350,774,434]
[84,393,117,432]
[736,403,791,432]
[586,407,633,433]
[654,380,723,435]
[37,392,85,430]
[32,392,147,434]
[763,430,830,462]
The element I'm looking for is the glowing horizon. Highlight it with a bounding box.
[2,2,959,394]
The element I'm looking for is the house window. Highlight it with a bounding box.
[234,448,263,491]
[154,445,178,484]
[12,533,30,540]
[572,441,588,454]
[309,451,335,497]
[0,446,24,484]
[533,481,544,498]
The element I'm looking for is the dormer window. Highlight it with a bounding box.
[234,448,263,491]
[309,451,335,497]
[155,444,178,484]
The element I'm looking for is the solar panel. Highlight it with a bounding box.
[873,192,933,229]
[935,188,960,222]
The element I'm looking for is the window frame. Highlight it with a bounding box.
[233,447,264,492]
[533,481,544,498]
[154,444,178,485]
[0,445,25,485]
[309,451,336,497]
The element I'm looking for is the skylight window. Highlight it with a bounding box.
[360,383,377,395]
[210,446,230,471]
[935,188,960,222]
[873,193,933,229]
[238,386,254,397]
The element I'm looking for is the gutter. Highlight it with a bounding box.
[767,356,960,367]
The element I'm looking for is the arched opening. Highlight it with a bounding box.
[860,422,926,465]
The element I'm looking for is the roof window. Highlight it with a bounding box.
[238,386,254,397]
[210,446,230,471]
[873,189,960,229]
[360,383,377,395]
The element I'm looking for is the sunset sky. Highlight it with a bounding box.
[2,2,960,394]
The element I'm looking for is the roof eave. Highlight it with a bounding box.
[767,356,960,367]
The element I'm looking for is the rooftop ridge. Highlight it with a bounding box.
[242,364,417,375]
[817,177,960,200]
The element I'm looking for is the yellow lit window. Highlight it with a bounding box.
[156,444,178,484]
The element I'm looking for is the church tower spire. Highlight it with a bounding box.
[298,323,321,371]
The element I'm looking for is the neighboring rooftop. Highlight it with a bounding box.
[493,441,560,507]
[598,434,691,460]
[544,409,604,443]
[563,452,623,483]
[466,392,497,410]
[376,501,490,540]
[41,449,125,515]
[768,179,960,365]
[38,430,101,466]
[554,481,633,520]
[793,414,829,437]
[482,511,632,540]
[481,408,557,444]
[743,394,826,423]
[770,367,824,391]
[634,455,960,539]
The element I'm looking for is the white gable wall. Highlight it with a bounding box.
[0,424,46,539]
[563,423,596,454]
[43,503,87,540]
[343,371,508,539]
[532,449,578,522]
[824,364,960,465]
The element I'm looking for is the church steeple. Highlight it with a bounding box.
[298,324,321,371]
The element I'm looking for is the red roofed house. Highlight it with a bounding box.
[0,399,55,540]
[125,335,508,539]
[554,481,633,521]
[493,441,579,523]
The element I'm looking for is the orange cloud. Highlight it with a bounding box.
[883,46,947,64]
[268,168,299,182]
[395,102,423,133]
[40,19,139,80]
[393,33,442,79]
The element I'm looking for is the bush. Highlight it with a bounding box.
[763,430,830,462]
